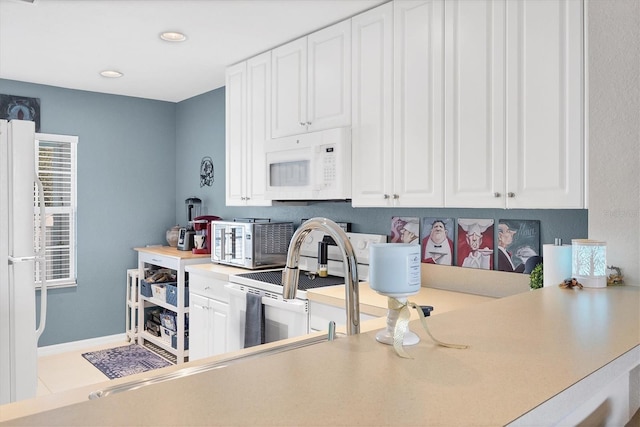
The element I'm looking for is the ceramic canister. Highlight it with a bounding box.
[369,243,421,298]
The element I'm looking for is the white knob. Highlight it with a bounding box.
[357,240,366,250]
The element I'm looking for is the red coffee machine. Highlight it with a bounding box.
[192,215,221,254]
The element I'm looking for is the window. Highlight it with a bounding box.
[34,133,78,288]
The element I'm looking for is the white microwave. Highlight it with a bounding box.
[264,127,351,201]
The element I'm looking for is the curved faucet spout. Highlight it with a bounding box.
[282,218,360,335]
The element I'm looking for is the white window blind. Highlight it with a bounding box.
[34,133,78,288]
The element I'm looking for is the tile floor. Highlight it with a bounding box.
[36,339,130,397]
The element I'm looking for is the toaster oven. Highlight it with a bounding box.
[211,219,294,269]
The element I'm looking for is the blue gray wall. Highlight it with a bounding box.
[1,79,176,346]
[1,79,587,346]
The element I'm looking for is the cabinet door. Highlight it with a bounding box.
[189,293,210,361]
[393,0,444,207]
[208,298,229,356]
[271,37,307,138]
[225,62,247,206]
[444,0,506,208]
[351,2,394,207]
[505,0,584,208]
[245,52,272,206]
[307,19,352,132]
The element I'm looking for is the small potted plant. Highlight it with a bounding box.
[529,263,543,290]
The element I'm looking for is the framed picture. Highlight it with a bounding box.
[497,220,541,273]
[0,94,41,131]
[456,219,494,270]
[390,217,419,244]
[420,218,455,265]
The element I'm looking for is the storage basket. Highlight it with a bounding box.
[160,312,177,331]
[140,279,153,298]
[151,284,167,301]
[165,282,189,307]
[160,327,174,343]
[172,332,189,350]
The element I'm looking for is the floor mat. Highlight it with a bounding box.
[82,344,173,380]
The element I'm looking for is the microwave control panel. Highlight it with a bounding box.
[321,145,337,187]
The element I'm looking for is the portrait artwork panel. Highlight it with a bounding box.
[0,94,41,132]
[390,217,420,245]
[497,220,541,274]
[456,218,494,270]
[420,217,455,265]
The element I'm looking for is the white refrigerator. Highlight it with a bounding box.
[0,119,48,404]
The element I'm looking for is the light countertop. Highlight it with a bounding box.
[2,280,638,426]
[308,281,495,319]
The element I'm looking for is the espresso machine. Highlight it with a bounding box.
[177,197,201,251]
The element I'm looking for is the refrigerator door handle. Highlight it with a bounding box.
[8,255,44,264]
[35,173,48,340]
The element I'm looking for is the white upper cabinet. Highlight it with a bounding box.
[393,0,444,207]
[271,20,351,138]
[351,2,394,207]
[505,0,584,208]
[444,0,506,208]
[445,0,584,208]
[225,61,246,206]
[225,52,272,206]
[352,0,444,208]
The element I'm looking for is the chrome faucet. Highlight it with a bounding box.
[282,218,360,335]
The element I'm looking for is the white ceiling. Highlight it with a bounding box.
[0,0,386,102]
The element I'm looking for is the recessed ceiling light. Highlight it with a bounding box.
[100,70,123,78]
[160,31,187,42]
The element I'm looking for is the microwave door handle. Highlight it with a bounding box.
[215,227,227,261]
[229,227,237,259]
[261,296,306,313]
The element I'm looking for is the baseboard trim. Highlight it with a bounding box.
[38,333,128,357]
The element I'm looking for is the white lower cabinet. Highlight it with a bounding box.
[189,294,229,361]
[309,300,378,332]
[189,276,230,361]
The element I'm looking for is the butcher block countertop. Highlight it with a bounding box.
[1,280,639,425]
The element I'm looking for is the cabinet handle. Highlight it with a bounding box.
[393,194,399,199]
[299,122,305,126]
[151,258,162,263]
[508,192,515,198]
[383,194,390,199]
[493,192,501,198]
[306,121,312,126]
